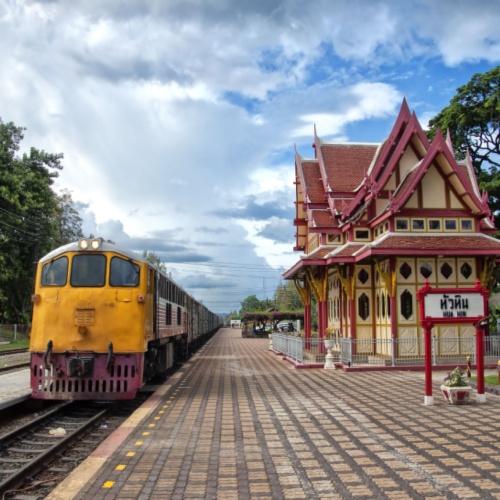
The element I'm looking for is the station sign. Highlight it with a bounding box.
[424,293,484,320]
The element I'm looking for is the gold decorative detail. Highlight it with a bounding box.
[338,268,355,300]
[305,268,328,301]
[480,257,496,289]
[294,278,311,306]
[375,260,396,298]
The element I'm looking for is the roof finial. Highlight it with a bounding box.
[465,148,473,167]
[445,129,455,158]
[400,97,411,117]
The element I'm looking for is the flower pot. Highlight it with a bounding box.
[324,339,334,350]
[440,385,472,405]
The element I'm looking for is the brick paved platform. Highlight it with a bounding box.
[52,328,500,499]
[0,367,30,408]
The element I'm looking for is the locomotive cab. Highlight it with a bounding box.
[30,238,152,399]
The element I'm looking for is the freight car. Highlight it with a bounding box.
[30,238,221,400]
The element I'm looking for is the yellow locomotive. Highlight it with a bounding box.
[30,238,220,399]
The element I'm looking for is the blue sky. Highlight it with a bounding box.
[0,0,499,312]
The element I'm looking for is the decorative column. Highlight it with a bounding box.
[475,321,486,403]
[294,278,311,350]
[306,267,328,353]
[338,266,356,360]
[377,258,397,366]
[423,320,433,406]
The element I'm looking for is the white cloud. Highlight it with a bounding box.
[1,0,498,310]
[292,82,401,137]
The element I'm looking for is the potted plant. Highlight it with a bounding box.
[324,327,335,350]
[440,367,472,404]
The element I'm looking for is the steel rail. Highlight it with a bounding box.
[0,349,28,357]
[0,362,30,374]
[0,402,108,496]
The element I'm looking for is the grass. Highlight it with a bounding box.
[471,375,500,386]
[0,338,29,351]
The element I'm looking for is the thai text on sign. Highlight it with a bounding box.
[424,293,484,319]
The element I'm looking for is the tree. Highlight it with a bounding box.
[54,189,83,245]
[273,281,302,311]
[142,250,167,274]
[427,67,499,226]
[0,118,82,322]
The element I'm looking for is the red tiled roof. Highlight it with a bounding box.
[456,164,474,195]
[321,144,378,192]
[310,210,337,227]
[372,234,500,251]
[303,247,332,259]
[330,243,365,257]
[301,161,326,203]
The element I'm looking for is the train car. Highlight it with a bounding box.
[30,238,221,400]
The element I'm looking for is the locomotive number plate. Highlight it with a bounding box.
[74,308,95,326]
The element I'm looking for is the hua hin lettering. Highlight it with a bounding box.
[440,294,469,318]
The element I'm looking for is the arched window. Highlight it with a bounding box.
[400,290,413,320]
[400,262,412,280]
[358,293,370,321]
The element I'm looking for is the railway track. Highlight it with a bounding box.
[0,349,28,357]
[0,363,30,374]
[0,401,110,498]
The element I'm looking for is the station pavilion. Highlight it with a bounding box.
[283,99,500,359]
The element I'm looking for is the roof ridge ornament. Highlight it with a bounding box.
[445,129,455,158]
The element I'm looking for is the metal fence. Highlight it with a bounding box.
[272,332,500,368]
[272,333,336,365]
[0,324,29,342]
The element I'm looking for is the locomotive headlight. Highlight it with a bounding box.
[91,238,102,250]
[78,239,89,250]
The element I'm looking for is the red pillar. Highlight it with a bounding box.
[318,300,327,353]
[304,303,311,350]
[476,323,485,402]
[424,324,433,405]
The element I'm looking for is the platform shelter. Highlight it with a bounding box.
[283,99,500,364]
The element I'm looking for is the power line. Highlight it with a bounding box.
[0,205,46,231]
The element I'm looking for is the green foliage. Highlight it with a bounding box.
[142,250,167,274]
[54,189,83,246]
[443,367,469,387]
[427,66,500,226]
[273,281,302,311]
[0,118,82,322]
[239,294,273,313]
[0,338,29,351]
[227,310,240,320]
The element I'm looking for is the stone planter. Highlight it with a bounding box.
[440,385,472,404]
[324,339,335,369]
[324,339,335,350]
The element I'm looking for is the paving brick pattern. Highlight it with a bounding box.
[79,328,500,499]
[0,367,30,406]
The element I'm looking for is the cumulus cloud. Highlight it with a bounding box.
[181,275,238,289]
[1,0,498,310]
[292,82,402,137]
[257,217,295,244]
[212,194,294,221]
[77,204,212,263]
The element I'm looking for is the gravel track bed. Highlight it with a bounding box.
[2,394,152,500]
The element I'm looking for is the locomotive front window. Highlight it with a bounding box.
[71,255,106,287]
[110,257,140,287]
[41,256,68,286]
